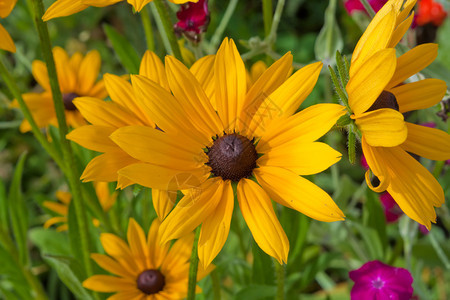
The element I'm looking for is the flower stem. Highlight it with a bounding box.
[359,0,375,18]
[275,261,285,300]
[211,269,221,300]
[187,226,201,300]
[152,0,183,62]
[32,0,94,280]
[209,0,239,51]
[266,0,285,45]
[140,6,155,51]
[262,0,273,38]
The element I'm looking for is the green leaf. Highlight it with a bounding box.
[28,228,71,256]
[352,222,384,261]
[363,189,388,254]
[235,285,277,300]
[7,153,29,267]
[43,255,93,300]
[0,179,8,231]
[103,24,140,74]
[314,0,343,64]
[251,240,275,285]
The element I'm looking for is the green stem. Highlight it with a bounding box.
[211,269,221,300]
[428,230,450,269]
[275,261,285,300]
[328,66,351,111]
[0,59,66,171]
[262,0,273,38]
[209,0,239,51]
[266,0,285,45]
[187,227,201,300]
[140,6,155,51]
[152,0,183,62]
[32,0,94,280]
[359,0,376,18]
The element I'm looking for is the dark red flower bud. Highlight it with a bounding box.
[174,0,210,43]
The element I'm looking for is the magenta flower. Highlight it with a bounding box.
[344,0,388,15]
[349,260,414,300]
[379,192,403,223]
[174,0,209,43]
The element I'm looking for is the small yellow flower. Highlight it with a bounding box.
[43,182,117,231]
[11,47,107,132]
[83,218,213,299]
[0,0,17,52]
[345,0,450,229]
[43,0,198,21]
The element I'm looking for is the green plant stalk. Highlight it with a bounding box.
[32,0,94,279]
[328,66,350,111]
[262,0,273,38]
[275,261,285,300]
[140,6,155,51]
[360,0,376,18]
[348,129,356,164]
[0,59,66,172]
[428,230,450,269]
[152,0,183,62]
[336,51,349,87]
[187,226,201,300]
[209,0,239,50]
[211,269,221,300]
[267,0,285,45]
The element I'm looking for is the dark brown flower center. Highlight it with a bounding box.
[136,269,165,295]
[62,93,79,111]
[366,91,399,112]
[206,133,258,182]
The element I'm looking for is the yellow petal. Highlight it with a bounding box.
[126,0,151,12]
[0,24,15,52]
[387,13,414,48]
[43,201,68,216]
[95,182,117,211]
[100,233,140,272]
[152,189,176,221]
[90,253,134,278]
[139,51,169,91]
[0,0,17,18]
[77,50,101,94]
[247,61,323,136]
[81,150,139,182]
[31,60,50,91]
[353,108,407,147]
[147,219,169,268]
[257,103,346,153]
[190,55,216,109]
[350,9,397,77]
[69,52,83,75]
[67,125,116,152]
[56,190,72,204]
[257,141,341,175]
[389,79,446,113]
[249,61,268,84]
[159,178,223,244]
[53,47,76,92]
[254,166,345,222]
[387,43,438,89]
[401,123,450,161]
[82,275,135,293]
[347,48,397,114]
[237,179,289,264]
[127,219,149,270]
[81,0,122,7]
[42,0,89,21]
[43,216,67,229]
[107,290,143,300]
[214,38,247,132]
[198,180,234,268]
[361,137,391,192]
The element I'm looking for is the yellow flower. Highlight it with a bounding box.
[0,0,17,52]
[75,38,345,267]
[43,182,117,231]
[83,218,213,299]
[11,47,107,132]
[43,0,198,21]
[345,0,450,229]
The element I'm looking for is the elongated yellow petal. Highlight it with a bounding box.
[248,61,323,136]
[81,150,139,182]
[198,180,234,268]
[127,219,149,270]
[126,0,151,12]
[257,103,346,153]
[147,219,169,268]
[159,178,223,244]
[347,48,397,115]
[387,13,414,48]
[353,108,407,147]
[53,47,76,92]
[56,190,72,204]
[100,233,141,273]
[31,60,50,91]
[254,166,345,222]
[401,123,450,161]
[81,0,122,7]
[67,125,116,153]
[214,38,247,132]
[77,50,101,94]
[361,137,391,192]
[43,216,67,229]
[43,201,68,216]
[0,24,15,52]
[0,0,17,18]
[390,79,446,113]
[152,189,176,221]
[91,253,134,278]
[42,0,89,21]
[387,43,438,89]
[107,290,143,300]
[190,55,216,109]
[82,275,135,292]
[258,141,341,175]
[139,51,170,90]
[237,179,289,264]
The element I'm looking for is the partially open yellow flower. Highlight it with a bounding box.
[43,0,198,21]
[11,47,107,132]
[345,0,450,229]
[83,218,213,299]
[0,0,17,52]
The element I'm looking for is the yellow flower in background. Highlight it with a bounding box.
[11,47,107,132]
[345,0,450,229]
[83,218,213,299]
[43,0,198,21]
[43,182,117,231]
[0,0,17,52]
[85,38,346,267]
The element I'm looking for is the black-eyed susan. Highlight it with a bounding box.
[0,0,17,52]
[82,38,346,267]
[344,0,450,229]
[11,47,107,132]
[83,218,213,299]
[42,0,198,21]
[43,182,117,231]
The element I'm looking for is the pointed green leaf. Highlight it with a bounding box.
[103,24,140,74]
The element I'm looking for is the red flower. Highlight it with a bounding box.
[415,0,447,27]
[174,0,209,43]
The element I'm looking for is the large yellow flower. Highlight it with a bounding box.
[0,0,17,52]
[77,38,345,267]
[43,0,198,21]
[345,0,450,229]
[83,218,213,299]
[12,47,107,132]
